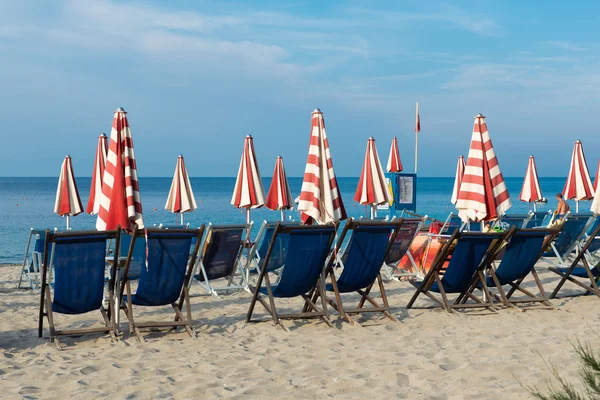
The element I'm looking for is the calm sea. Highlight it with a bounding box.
[0,176,570,264]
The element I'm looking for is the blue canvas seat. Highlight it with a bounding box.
[38,229,119,347]
[246,221,297,276]
[316,219,405,325]
[543,215,593,266]
[550,220,600,299]
[498,214,532,229]
[120,227,204,341]
[190,224,252,296]
[246,224,336,330]
[407,229,512,313]
[466,229,559,309]
[526,211,553,228]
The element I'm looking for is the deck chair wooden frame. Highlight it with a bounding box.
[463,229,560,310]
[383,218,425,280]
[119,227,205,342]
[38,229,120,349]
[245,220,299,281]
[313,219,405,326]
[246,224,336,331]
[189,223,252,297]
[549,221,600,299]
[406,229,513,313]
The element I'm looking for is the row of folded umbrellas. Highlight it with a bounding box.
[54,108,600,231]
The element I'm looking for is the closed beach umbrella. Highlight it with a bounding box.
[165,155,197,225]
[354,137,389,219]
[593,160,600,192]
[86,133,108,214]
[54,155,83,229]
[455,114,511,222]
[563,140,594,213]
[231,135,265,223]
[96,107,144,232]
[298,108,347,224]
[386,137,403,173]
[265,156,293,221]
[519,155,543,211]
[450,155,465,205]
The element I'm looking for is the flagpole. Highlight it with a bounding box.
[414,102,419,174]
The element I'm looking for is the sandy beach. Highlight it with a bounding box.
[0,261,595,399]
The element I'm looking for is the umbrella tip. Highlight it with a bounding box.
[246,134,253,139]
[277,155,283,159]
[178,154,183,158]
[312,108,322,113]
[475,113,485,119]
[114,107,127,113]
[100,132,106,137]
[368,137,375,141]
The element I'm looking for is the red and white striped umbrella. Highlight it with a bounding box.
[450,155,465,205]
[563,140,593,212]
[298,108,347,224]
[386,136,403,173]
[54,155,83,229]
[355,137,389,219]
[593,159,599,192]
[519,155,543,209]
[165,155,197,224]
[265,156,293,221]
[96,108,144,232]
[455,114,511,222]
[86,133,108,215]
[231,135,265,223]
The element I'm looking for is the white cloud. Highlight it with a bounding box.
[546,41,587,52]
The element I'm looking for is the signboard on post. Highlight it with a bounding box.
[386,172,417,213]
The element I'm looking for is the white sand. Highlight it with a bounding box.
[0,261,595,399]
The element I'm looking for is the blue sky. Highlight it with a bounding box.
[1,0,599,178]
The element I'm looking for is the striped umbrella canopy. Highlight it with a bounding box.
[165,155,197,224]
[593,160,600,192]
[455,114,511,222]
[231,135,265,223]
[519,155,543,210]
[450,155,465,205]
[86,133,108,214]
[265,156,293,221]
[96,107,144,232]
[563,140,593,212]
[355,137,389,219]
[298,108,347,224]
[54,155,83,229]
[386,136,403,173]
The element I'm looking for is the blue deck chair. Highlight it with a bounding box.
[406,229,512,313]
[526,210,553,228]
[38,229,120,348]
[464,229,560,309]
[382,218,424,279]
[497,214,533,230]
[246,221,298,278]
[550,221,600,299]
[190,223,252,296]
[439,213,463,236]
[19,228,48,290]
[543,215,593,267]
[580,215,600,263]
[246,224,336,330]
[119,227,204,341]
[316,219,405,325]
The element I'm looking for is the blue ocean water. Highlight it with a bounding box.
[0,176,571,263]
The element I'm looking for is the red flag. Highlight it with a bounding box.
[415,102,420,133]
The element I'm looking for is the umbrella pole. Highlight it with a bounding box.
[280,209,285,222]
[371,205,376,220]
[180,213,184,225]
[533,202,537,212]
[66,215,70,230]
[246,209,251,224]
[576,200,579,213]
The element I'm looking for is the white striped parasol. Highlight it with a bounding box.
[86,133,108,214]
[519,155,543,211]
[54,155,83,229]
[231,135,265,223]
[354,137,389,219]
[593,159,599,192]
[297,108,347,224]
[265,156,293,221]
[450,155,465,205]
[563,140,593,212]
[96,108,144,232]
[165,155,197,225]
[455,114,511,222]
[386,137,403,173]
